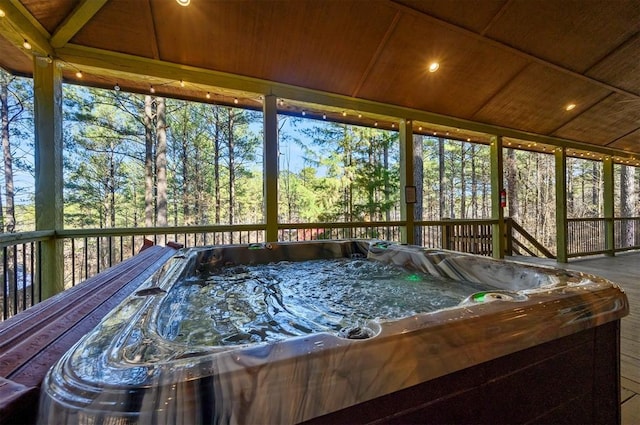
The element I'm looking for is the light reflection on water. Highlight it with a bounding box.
[157,258,494,346]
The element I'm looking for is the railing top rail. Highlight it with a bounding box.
[566,217,640,223]
[417,219,499,225]
[56,224,267,239]
[0,230,55,248]
[278,221,404,229]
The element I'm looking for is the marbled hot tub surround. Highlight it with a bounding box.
[38,240,628,424]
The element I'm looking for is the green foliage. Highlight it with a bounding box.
[62,86,264,228]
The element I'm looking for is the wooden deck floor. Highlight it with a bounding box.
[510,251,640,424]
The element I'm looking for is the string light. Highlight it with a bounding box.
[179,80,185,87]
[22,39,31,50]
[342,111,347,117]
[150,85,155,93]
[75,70,83,78]
[301,110,306,116]
[206,92,211,99]
[233,98,239,104]
[114,83,120,91]
[322,114,326,120]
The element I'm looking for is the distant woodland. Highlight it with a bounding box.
[1,70,638,255]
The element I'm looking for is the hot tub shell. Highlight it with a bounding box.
[38,240,629,424]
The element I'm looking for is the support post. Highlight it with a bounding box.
[603,156,615,256]
[34,58,64,299]
[263,94,279,242]
[490,135,505,259]
[555,147,568,263]
[399,120,414,245]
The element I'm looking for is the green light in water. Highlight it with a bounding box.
[473,292,486,302]
[406,274,421,282]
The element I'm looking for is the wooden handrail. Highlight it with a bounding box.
[509,219,555,259]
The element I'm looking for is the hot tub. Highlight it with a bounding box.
[38,240,628,424]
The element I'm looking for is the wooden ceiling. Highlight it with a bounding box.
[0,0,638,158]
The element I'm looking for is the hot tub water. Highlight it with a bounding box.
[157,258,496,346]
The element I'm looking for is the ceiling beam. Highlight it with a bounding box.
[50,0,109,48]
[56,43,639,162]
[0,0,53,57]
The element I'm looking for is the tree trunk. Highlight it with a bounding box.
[505,148,519,220]
[567,160,574,216]
[591,161,599,216]
[156,97,168,226]
[438,138,445,218]
[144,95,154,227]
[180,106,190,224]
[214,108,221,226]
[1,78,15,233]
[227,108,235,230]
[471,144,477,219]
[620,165,636,246]
[384,142,391,224]
[413,134,423,245]
[460,144,466,218]
[108,147,116,228]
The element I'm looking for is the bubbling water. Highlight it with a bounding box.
[157,258,494,346]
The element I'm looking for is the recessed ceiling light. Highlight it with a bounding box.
[0,9,6,18]
[176,0,190,6]
[565,103,576,111]
[428,62,439,73]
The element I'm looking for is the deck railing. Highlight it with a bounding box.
[2,217,639,322]
[0,231,52,320]
[567,217,640,257]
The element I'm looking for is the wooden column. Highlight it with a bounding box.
[555,147,568,263]
[263,94,279,242]
[490,135,505,259]
[603,156,615,256]
[34,58,64,298]
[399,120,414,245]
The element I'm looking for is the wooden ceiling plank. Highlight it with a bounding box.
[50,0,109,48]
[547,92,617,137]
[606,126,640,148]
[388,0,640,102]
[584,30,640,76]
[0,0,53,56]
[469,61,531,120]
[351,10,401,98]
[56,42,640,163]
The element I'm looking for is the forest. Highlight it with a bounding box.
[1,69,639,257]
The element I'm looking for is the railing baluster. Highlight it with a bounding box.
[84,237,88,280]
[21,245,26,311]
[30,242,35,308]
[2,247,7,320]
